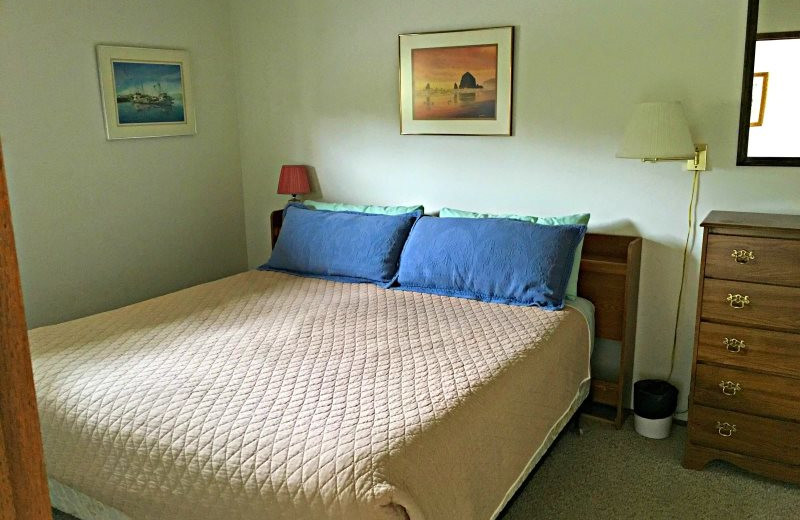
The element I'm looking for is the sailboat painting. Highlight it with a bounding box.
[97,45,196,139]
[112,61,185,124]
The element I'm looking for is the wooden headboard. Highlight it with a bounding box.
[270,210,642,426]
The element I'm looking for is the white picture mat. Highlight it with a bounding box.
[96,45,196,139]
[399,27,513,135]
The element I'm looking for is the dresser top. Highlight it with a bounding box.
[702,211,800,232]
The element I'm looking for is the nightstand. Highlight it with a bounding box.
[579,234,642,428]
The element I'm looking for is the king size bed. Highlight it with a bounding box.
[33,270,592,520]
[29,207,639,520]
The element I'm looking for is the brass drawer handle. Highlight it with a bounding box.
[726,293,750,309]
[716,421,737,437]
[731,249,755,264]
[723,337,747,353]
[719,380,742,396]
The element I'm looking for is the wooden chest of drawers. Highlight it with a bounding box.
[684,211,800,484]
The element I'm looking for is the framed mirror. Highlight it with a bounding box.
[737,0,800,166]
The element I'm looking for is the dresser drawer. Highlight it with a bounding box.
[705,234,800,288]
[701,279,800,333]
[688,404,800,465]
[697,322,800,378]
[694,364,800,422]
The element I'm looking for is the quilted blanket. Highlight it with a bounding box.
[30,271,591,520]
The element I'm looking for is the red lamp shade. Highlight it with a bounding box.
[277,165,310,197]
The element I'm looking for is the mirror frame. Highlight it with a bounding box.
[736,0,800,166]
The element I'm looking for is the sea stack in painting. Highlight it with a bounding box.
[112,61,186,125]
[412,44,498,120]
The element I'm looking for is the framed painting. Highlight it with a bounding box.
[399,26,513,136]
[749,72,768,127]
[96,45,196,139]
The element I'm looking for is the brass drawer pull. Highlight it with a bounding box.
[726,293,750,309]
[731,249,755,264]
[716,421,737,437]
[719,380,742,396]
[723,337,747,353]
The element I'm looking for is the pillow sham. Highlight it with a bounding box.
[303,200,424,215]
[438,207,590,299]
[396,216,586,310]
[438,206,537,223]
[262,204,420,287]
[536,213,590,299]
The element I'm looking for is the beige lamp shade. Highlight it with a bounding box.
[616,102,696,160]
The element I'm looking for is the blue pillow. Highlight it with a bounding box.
[396,216,586,309]
[261,204,420,287]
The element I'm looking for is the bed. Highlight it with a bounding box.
[32,269,591,520]
[29,219,639,520]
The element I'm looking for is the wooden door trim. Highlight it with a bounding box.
[0,140,51,518]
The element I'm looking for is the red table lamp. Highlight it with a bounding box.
[277,165,310,202]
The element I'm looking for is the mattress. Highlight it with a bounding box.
[30,270,592,520]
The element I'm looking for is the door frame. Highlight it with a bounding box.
[0,140,51,518]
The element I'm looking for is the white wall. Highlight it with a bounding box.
[758,0,800,32]
[0,0,248,327]
[230,0,800,417]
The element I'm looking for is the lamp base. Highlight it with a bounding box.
[687,144,708,171]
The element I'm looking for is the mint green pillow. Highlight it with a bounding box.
[304,200,423,215]
[438,207,590,300]
[439,207,537,223]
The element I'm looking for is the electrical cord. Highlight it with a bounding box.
[667,169,700,384]
[665,170,701,418]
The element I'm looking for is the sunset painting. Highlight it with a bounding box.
[399,26,512,135]
[412,44,498,120]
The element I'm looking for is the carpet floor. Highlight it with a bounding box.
[53,418,798,520]
[499,418,798,519]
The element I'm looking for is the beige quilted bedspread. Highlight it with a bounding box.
[30,271,590,520]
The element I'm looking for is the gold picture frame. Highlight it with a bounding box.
[749,71,768,127]
[96,45,196,139]
[399,26,513,136]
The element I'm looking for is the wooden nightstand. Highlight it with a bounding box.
[270,209,283,248]
[578,234,642,429]
[684,211,800,485]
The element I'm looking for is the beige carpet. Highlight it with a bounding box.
[54,418,798,520]
[499,418,799,519]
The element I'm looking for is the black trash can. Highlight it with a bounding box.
[633,379,678,439]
